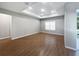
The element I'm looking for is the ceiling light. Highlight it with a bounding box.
[28,6,32,10]
[41,9,45,12]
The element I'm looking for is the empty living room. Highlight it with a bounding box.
[0,1,79,57]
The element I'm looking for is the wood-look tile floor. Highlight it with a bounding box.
[0,33,76,56]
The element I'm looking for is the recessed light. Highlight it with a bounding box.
[41,9,45,12]
[28,6,32,10]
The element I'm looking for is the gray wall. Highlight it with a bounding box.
[11,16,40,39]
[0,8,40,40]
[40,16,64,35]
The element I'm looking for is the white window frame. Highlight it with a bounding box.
[45,21,55,31]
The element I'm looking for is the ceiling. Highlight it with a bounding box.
[0,2,66,18]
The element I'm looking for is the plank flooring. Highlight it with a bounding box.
[0,33,76,56]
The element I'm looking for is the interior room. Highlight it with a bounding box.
[0,2,79,56]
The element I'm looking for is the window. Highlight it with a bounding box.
[45,21,55,30]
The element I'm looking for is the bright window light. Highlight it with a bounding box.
[45,21,55,30]
[41,9,45,12]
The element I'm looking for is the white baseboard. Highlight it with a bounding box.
[65,46,79,51]
[41,31,64,36]
[0,36,10,40]
[11,31,64,40]
[12,32,39,40]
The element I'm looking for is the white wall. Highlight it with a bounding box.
[40,16,64,35]
[0,13,11,39]
[11,16,40,39]
[64,3,78,50]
